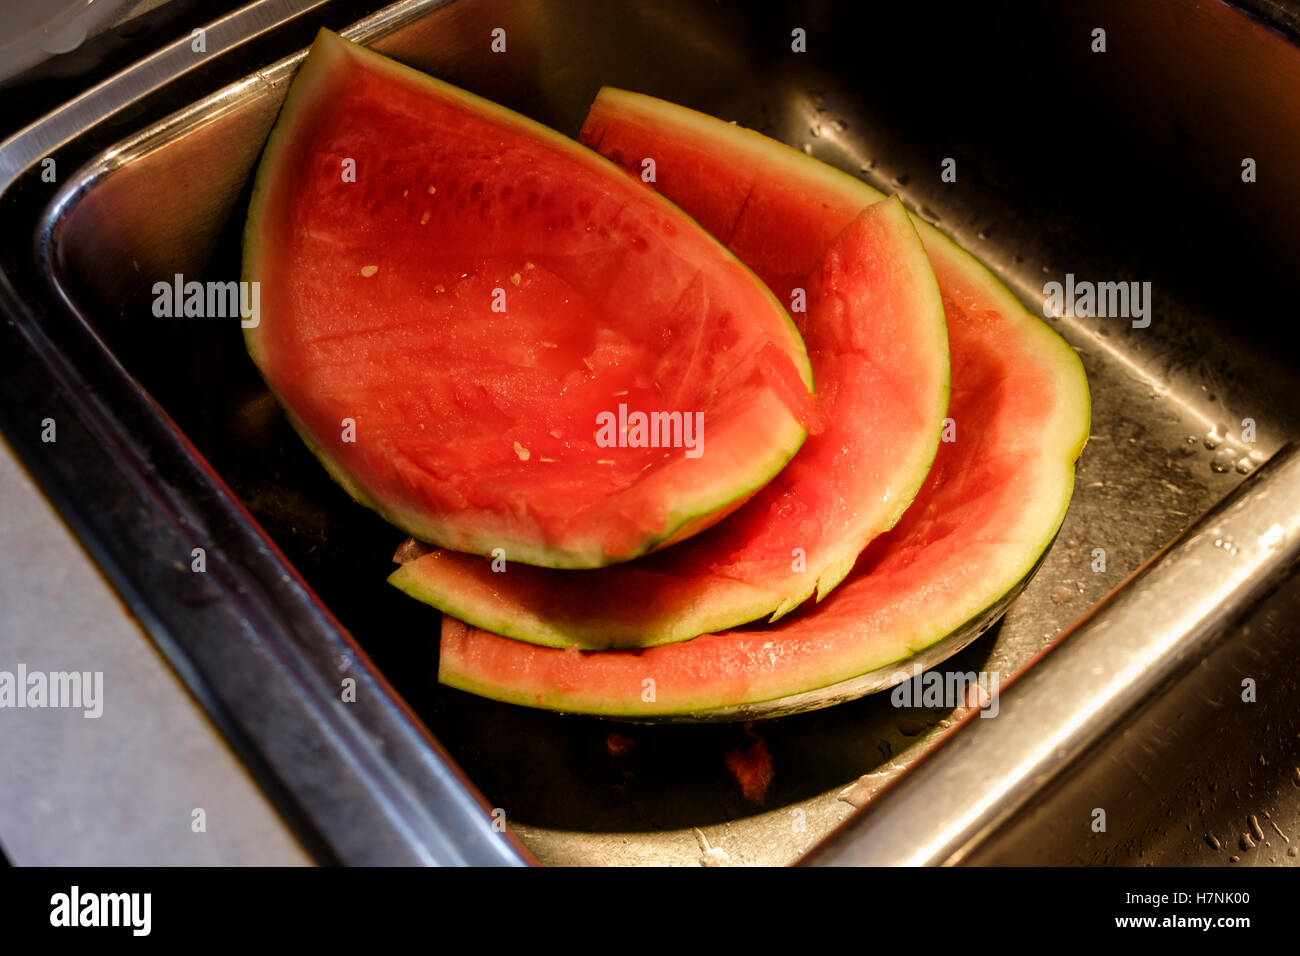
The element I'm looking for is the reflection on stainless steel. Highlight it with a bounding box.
[0,0,332,184]
[3,0,1298,865]
[804,444,1300,866]
[965,555,1300,866]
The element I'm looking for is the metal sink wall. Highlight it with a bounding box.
[11,0,1300,865]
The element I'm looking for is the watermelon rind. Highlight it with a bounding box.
[434,90,1090,718]
[390,196,950,648]
[242,33,814,570]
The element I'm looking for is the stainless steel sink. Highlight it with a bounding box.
[2,0,1298,866]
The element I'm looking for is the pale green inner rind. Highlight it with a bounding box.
[242,32,814,569]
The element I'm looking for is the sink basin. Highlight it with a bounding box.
[2,0,1298,866]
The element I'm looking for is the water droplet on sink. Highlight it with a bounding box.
[1214,536,1239,555]
[1236,457,1255,475]
[809,123,822,137]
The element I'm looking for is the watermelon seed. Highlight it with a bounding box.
[359,265,378,277]
[513,441,530,461]
[539,457,558,463]
[426,184,437,195]
[434,284,445,293]
[612,390,628,397]
[510,272,522,286]
[597,459,614,465]
[420,211,430,225]
[540,341,558,349]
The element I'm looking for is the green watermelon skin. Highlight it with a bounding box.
[243,34,813,570]
[434,89,1090,718]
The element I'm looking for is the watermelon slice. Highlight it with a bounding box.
[434,90,1090,718]
[390,195,949,647]
[243,33,813,570]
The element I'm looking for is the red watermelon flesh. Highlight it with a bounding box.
[243,33,813,570]
[390,195,950,647]
[434,90,1090,718]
